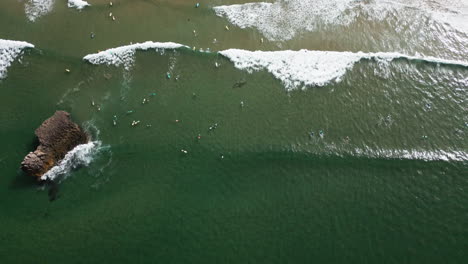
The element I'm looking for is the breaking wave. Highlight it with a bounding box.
[0,39,35,80]
[83,41,188,70]
[82,41,468,91]
[40,120,110,182]
[219,49,468,90]
[40,141,103,181]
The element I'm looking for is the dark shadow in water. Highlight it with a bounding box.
[10,136,40,189]
[46,180,60,202]
[25,137,39,153]
[232,79,247,89]
[9,172,61,202]
[9,169,38,190]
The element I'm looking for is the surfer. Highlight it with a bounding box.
[233,79,247,88]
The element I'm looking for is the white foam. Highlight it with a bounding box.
[25,0,54,22]
[68,0,90,10]
[40,141,102,181]
[83,41,188,70]
[219,49,468,91]
[386,0,468,34]
[214,0,363,41]
[214,0,468,41]
[353,147,468,162]
[0,39,35,79]
[82,41,468,91]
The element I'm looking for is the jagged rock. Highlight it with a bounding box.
[21,111,88,180]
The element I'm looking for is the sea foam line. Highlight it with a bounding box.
[298,142,468,162]
[0,39,35,80]
[352,147,468,162]
[40,141,103,181]
[219,49,468,90]
[83,41,189,70]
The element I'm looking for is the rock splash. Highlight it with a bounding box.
[21,111,88,180]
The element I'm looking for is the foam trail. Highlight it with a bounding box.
[40,141,102,181]
[83,41,188,70]
[25,0,54,22]
[0,39,35,80]
[353,147,468,162]
[68,0,90,10]
[300,142,468,162]
[219,49,468,90]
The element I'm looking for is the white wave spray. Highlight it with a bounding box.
[0,39,35,80]
[40,141,103,181]
[40,120,110,181]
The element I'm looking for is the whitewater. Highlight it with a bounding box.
[214,0,468,41]
[219,49,468,90]
[25,0,90,21]
[40,141,103,181]
[0,39,35,80]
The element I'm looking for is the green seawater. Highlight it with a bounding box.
[0,0,467,263]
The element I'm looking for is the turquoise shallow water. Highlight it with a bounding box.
[0,0,467,263]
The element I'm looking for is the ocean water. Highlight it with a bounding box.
[0,0,467,263]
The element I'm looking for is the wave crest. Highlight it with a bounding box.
[83,41,188,70]
[82,41,468,91]
[220,49,468,90]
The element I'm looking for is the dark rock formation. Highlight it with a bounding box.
[21,111,88,180]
